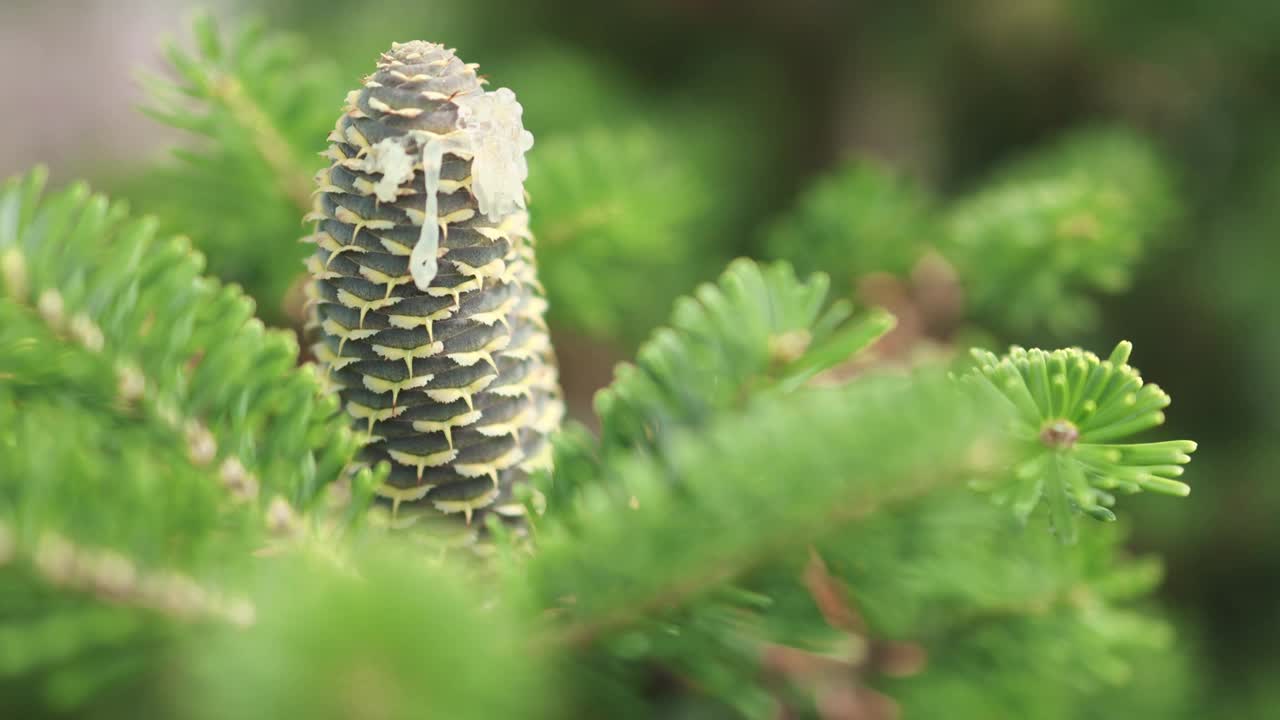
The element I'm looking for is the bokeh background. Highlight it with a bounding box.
[2,0,1277,715]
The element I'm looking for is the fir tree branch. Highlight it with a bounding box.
[528,372,1010,651]
[938,128,1176,334]
[204,72,314,211]
[144,13,319,212]
[590,259,890,462]
[1,169,359,510]
[182,547,553,720]
[528,125,716,342]
[764,128,1176,337]
[0,527,255,628]
[0,167,369,710]
[765,159,936,294]
[966,341,1196,540]
[131,14,345,317]
[545,474,966,651]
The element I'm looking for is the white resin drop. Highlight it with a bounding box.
[404,87,534,291]
[410,138,445,290]
[457,88,534,222]
[364,139,416,203]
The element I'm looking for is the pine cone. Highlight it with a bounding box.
[304,41,563,532]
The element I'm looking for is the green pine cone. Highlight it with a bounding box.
[305,41,563,531]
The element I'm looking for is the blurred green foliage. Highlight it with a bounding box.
[0,0,1273,717]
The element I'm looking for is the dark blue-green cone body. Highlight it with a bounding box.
[305,41,563,533]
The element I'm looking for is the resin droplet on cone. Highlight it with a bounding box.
[304,41,563,532]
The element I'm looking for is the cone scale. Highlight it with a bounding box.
[305,41,563,531]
